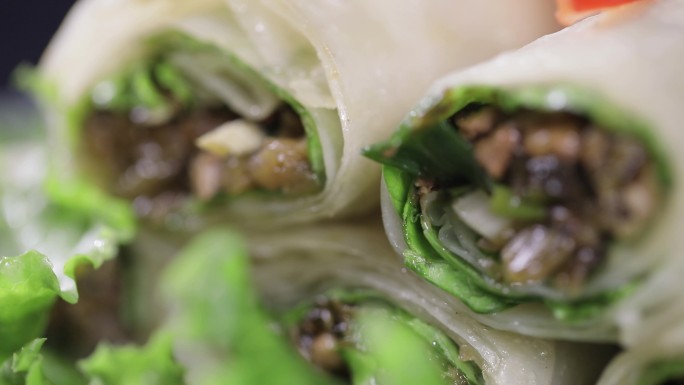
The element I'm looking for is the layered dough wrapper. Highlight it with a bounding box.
[37,0,559,229]
[367,0,684,343]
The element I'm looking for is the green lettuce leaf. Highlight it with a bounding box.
[403,316,484,385]
[356,308,455,385]
[0,339,49,385]
[0,338,92,385]
[400,180,516,313]
[78,333,184,385]
[1,339,89,385]
[91,58,194,114]
[0,253,59,362]
[349,304,484,385]
[364,120,488,190]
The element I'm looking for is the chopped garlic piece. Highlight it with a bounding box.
[196,119,265,157]
[451,190,511,240]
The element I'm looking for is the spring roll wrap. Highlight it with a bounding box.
[36,0,558,229]
[365,0,683,342]
[146,223,610,385]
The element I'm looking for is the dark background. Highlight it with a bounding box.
[2,1,76,91]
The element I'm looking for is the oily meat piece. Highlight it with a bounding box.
[82,103,318,217]
[189,137,317,200]
[454,105,499,140]
[474,122,519,179]
[291,298,355,380]
[247,138,318,194]
[82,107,234,200]
[450,105,662,286]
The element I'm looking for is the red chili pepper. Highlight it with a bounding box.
[556,0,641,25]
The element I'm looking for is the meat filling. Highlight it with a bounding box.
[291,298,355,380]
[82,102,318,217]
[450,104,663,288]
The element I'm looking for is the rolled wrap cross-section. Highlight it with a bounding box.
[365,0,684,343]
[36,0,559,231]
[150,223,613,385]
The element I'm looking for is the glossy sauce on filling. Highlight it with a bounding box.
[439,104,662,288]
[82,103,317,218]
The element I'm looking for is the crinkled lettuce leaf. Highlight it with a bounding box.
[0,252,60,362]
[364,120,489,190]
[350,305,484,385]
[354,308,447,385]
[1,338,87,385]
[0,339,50,385]
[401,181,516,313]
[78,333,184,385]
[1,333,185,385]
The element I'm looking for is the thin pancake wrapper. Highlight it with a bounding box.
[366,0,684,343]
[36,0,558,230]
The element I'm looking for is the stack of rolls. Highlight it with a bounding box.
[1,0,682,384]
[364,0,684,383]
